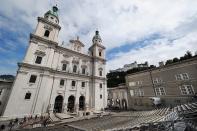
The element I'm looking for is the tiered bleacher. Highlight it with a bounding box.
[1,102,196,131]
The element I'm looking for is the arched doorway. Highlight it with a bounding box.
[67,95,75,112]
[79,96,85,110]
[122,99,127,110]
[54,95,63,113]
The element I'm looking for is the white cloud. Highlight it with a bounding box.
[107,32,197,72]
[1,0,197,73]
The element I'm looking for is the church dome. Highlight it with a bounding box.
[92,30,102,43]
[44,6,59,22]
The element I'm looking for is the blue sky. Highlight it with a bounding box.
[0,0,197,75]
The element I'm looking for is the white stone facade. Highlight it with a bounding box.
[3,6,107,118]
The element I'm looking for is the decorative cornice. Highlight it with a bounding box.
[70,39,85,47]
[57,45,92,59]
[30,34,101,60]
[18,62,96,79]
[29,39,38,44]
[38,17,61,30]
[93,76,107,81]
[30,33,58,46]
[89,43,106,50]
[93,56,106,63]
[30,35,108,63]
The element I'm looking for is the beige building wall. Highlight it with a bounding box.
[108,84,129,110]
[126,57,197,110]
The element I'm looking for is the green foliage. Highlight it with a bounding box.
[165,50,193,65]
[165,59,173,65]
[107,71,126,88]
[0,75,15,80]
[172,57,179,62]
[107,67,155,88]
[126,67,152,74]
[150,65,156,68]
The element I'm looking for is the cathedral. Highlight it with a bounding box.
[3,6,107,117]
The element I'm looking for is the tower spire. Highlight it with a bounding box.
[92,30,102,44]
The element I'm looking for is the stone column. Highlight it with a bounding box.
[85,81,90,111]
[75,103,79,113]
[75,80,80,113]
[63,103,67,113]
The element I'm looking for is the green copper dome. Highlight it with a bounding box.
[45,6,59,19]
[92,30,102,42]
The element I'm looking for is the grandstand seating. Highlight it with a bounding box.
[1,101,196,131]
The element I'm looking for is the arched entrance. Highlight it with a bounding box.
[54,95,63,113]
[79,96,85,110]
[122,99,127,110]
[67,95,75,112]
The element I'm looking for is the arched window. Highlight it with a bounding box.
[44,30,50,37]
[62,64,67,71]
[99,70,102,76]
[73,65,77,73]
[99,51,102,56]
[82,68,86,74]
[99,68,103,76]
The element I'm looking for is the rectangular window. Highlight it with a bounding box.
[100,83,102,88]
[155,87,166,96]
[73,65,77,73]
[134,89,144,96]
[153,78,162,84]
[100,94,102,99]
[25,92,31,100]
[0,89,2,95]
[139,89,144,96]
[153,78,158,84]
[130,90,134,96]
[129,82,136,86]
[82,82,85,87]
[62,64,67,71]
[136,81,142,85]
[82,68,86,74]
[182,73,189,80]
[176,73,189,80]
[180,85,194,95]
[29,75,37,83]
[35,56,42,64]
[176,74,182,80]
[72,81,76,87]
[60,79,64,86]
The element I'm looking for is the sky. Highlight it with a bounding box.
[0,0,197,75]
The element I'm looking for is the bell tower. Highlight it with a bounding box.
[90,31,105,59]
[34,6,61,43]
[89,31,107,111]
